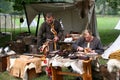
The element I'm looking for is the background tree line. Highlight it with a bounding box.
[96,0,120,15]
[0,0,120,15]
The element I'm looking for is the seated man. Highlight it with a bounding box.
[72,29,104,80]
[72,29,104,54]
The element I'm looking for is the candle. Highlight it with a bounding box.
[87,42,90,48]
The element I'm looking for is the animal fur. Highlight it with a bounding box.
[107,59,120,73]
[107,59,120,80]
[99,65,116,80]
[91,60,117,80]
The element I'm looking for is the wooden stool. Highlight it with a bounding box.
[50,59,92,80]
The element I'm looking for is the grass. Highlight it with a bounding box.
[0,68,75,80]
[97,16,120,46]
[0,15,120,80]
[0,71,21,80]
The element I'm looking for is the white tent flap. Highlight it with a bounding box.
[114,20,120,30]
[102,35,120,59]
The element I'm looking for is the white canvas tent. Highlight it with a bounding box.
[102,35,120,59]
[21,19,37,27]
[114,20,120,30]
[102,20,120,59]
[23,0,99,37]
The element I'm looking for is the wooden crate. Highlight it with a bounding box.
[10,68,40,80]
[9,41,26,54]
[27,68,40,80]
[0,56,8,72]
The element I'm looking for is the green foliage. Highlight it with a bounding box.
[11,0,38,11]
[0,0,120,15]
[106,0,120,15]
[96,0,120,15]
[0,1,14,13]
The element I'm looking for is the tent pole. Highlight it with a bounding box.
[19,16,21,33]
[11,15,13,41]
[0,15,1,32]
[5,15,7,34]
[14,15,16,34]
[35,13,41,36]
[22,1,31,33]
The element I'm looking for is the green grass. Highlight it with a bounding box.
[0,71,21,80]
[97,15,120,46]
[0,68,75,80]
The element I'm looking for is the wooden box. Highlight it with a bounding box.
[0,56,8,72]
[9,41,26,54]
[27,68,40,80]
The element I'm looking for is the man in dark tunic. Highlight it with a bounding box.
[72,29,104,54]
[37,12,63,51]
[72,29,104,80]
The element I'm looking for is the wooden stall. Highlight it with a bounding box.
[50,59,92,80]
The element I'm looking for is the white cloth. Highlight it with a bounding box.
[48,55,84,74]
[5,50,16,55]
[102,35,120,59]
[64,37,73,42]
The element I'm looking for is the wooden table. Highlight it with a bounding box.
[50,59,92,80]
[8,54,46,80]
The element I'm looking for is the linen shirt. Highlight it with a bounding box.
[72,36,104,54]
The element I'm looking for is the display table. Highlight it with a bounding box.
[48,55,92,80]
[50,59,92,80]
[8,54,46,80]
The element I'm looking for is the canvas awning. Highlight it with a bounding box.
[23,0,99,38]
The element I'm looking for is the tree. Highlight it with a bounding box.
[95,0,107,15]
[2,0,120,15]
[106,0,120,15]
[0,0,14,13]
[10,0,38,12]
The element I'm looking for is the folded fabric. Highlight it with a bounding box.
[10,55,42,78]
[64,37,73,42]
[48,55,84,74]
